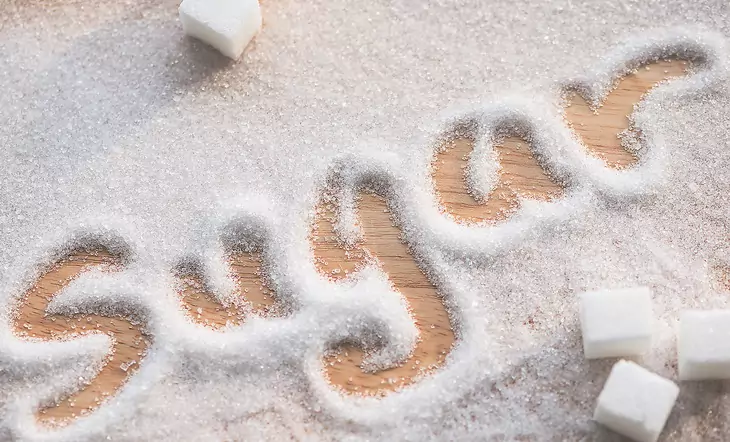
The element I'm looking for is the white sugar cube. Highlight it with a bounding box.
[594,360,679,442]
[678,310,730,380]
[179,0,262,59]
[579,287,653,359]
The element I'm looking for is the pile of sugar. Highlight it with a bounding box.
[1,0,730,440]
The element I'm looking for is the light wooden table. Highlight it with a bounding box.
[11,59,688,425]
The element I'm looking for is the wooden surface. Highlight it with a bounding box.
[314,194,455,393]
[11,59,689,425]
[565,60,688,168]
[12,252,144,424]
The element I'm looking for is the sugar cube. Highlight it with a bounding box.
[179,0,262,59]
[678,309,730,380]
[579,287,653,359]
[594,360,679,442]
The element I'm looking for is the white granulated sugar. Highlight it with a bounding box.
[594,360,679,442]
[579,287,653,359]
[1,0,730,440]
[179,0,262,59]
[678,310,730,380]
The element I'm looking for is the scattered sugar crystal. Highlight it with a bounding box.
[119,360,137,372]
[678,310,730,380]
[579,287,653,359]
[179,0,262,59]
[594,360,679,442]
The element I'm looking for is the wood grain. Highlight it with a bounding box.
[433,137,564,224]
[11,59,689,424]
[315,193,455,393]
[11,251,145,425]
[177,252,278,329]
[564,59,689,168]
